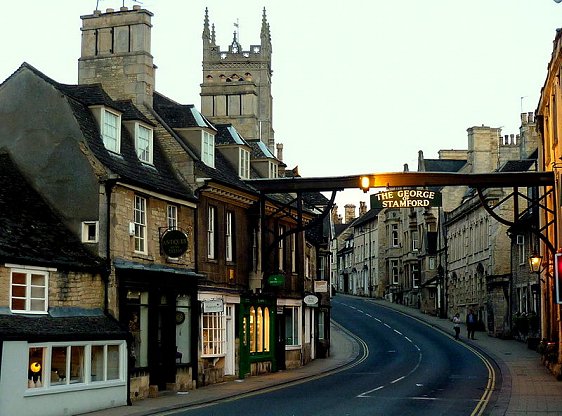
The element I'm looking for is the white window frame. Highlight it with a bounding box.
[81,221,99,243]
[167,205,178,230]
[26,341,126,394]
[10,267,49,314]
[201,311,225,357]
[226,211,233,262]
[390,259,399,285]
[207,206,216,259]
[412,230,420,251]
[284,306,301,347]
[278,225,285,271]
[291,233,296,273]
[134,195,147,254]
[268,161,278,178]
[201,130,215,168]
[412,263,420,288]
[239,148,250,179]
[102,109,121,154]
[135,123,153,164]
[391,224,399,247]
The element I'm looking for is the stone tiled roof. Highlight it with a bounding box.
[0,313,127,341]
[15,63,194,201]
[0,153,104,271]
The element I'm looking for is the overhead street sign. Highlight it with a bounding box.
[371,189,442,208]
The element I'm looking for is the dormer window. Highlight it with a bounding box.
[135,123,153,164]
[268,162,278,178]
[102,109,121,153]
[239,148,250,179]
[202,130,215,168]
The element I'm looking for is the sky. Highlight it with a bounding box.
[2,0,562,215]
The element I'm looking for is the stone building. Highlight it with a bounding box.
[0,153,128,416]
[0,5,330,410]
[439,121,538,337]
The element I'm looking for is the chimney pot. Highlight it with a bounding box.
[106,8,114,13]
[521,112,528,124]
[120,7,128,11]
[133,5,141,10]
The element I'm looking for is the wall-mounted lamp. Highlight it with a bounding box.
[529,252,543,274]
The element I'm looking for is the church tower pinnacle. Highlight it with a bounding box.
[200,8,274,151]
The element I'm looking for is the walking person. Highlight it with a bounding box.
[453,313,461,340]
[466,309,476,340]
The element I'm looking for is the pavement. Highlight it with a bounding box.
[81,298,562,416]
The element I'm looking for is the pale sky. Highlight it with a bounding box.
[1,0,562,213]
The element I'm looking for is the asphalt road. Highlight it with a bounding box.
[165,295,493,416]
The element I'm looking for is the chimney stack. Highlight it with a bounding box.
[78,7,155,107]
[344,204,356,224]
[359,201,367,216]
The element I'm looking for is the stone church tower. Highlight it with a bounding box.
[200,8,275,151]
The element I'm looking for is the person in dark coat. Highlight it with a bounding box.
[466,309,477,340]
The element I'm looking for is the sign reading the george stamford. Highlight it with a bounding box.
[161,229,189,257]
[370,189,442,209]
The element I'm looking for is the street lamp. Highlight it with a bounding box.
[529,252,543,274]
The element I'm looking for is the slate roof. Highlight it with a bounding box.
[153,92,215,130]
[12,63,194,201]
[0,314,127,341]
[352,208,382,227]
[0,153,105,271]
[423,158,467,172]
[499,159,536,172]
[153,92,259,195]
[214,123,248,146]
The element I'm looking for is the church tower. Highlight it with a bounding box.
[200,8,274,151]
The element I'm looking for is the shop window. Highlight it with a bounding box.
[27,342,124,390]
[28,347,45,388]
[176,295,191,365]
[126,291,149,368]
[249,306,270,354]
[318,311,325,340]
[284,306,300,346]
[201,311,225,357]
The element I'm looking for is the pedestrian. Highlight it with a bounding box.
[466,309,476,340]
[453,313,461,340]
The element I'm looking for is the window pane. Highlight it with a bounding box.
[264,307,270,351]
[249,308,256,353]
[91,345,104,382]
[107,345,120,380]
[12,272,26,285]
[30,299,46,311]
[31,274,45,286]
[70,346,84,383]
[30,285,45,298]
[12,297,25,310]
[12,285,26,298]
[28,347,44,389]
[51,347,67,385]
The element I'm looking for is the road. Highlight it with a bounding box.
[162,295,494,416]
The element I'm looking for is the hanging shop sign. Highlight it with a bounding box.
[304,294,319,306]
[267,274,285,287]
[161,229,189,257]
[203,299,224,313]
[370,189,442,209]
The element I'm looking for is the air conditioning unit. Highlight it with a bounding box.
[129,222,136,236]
